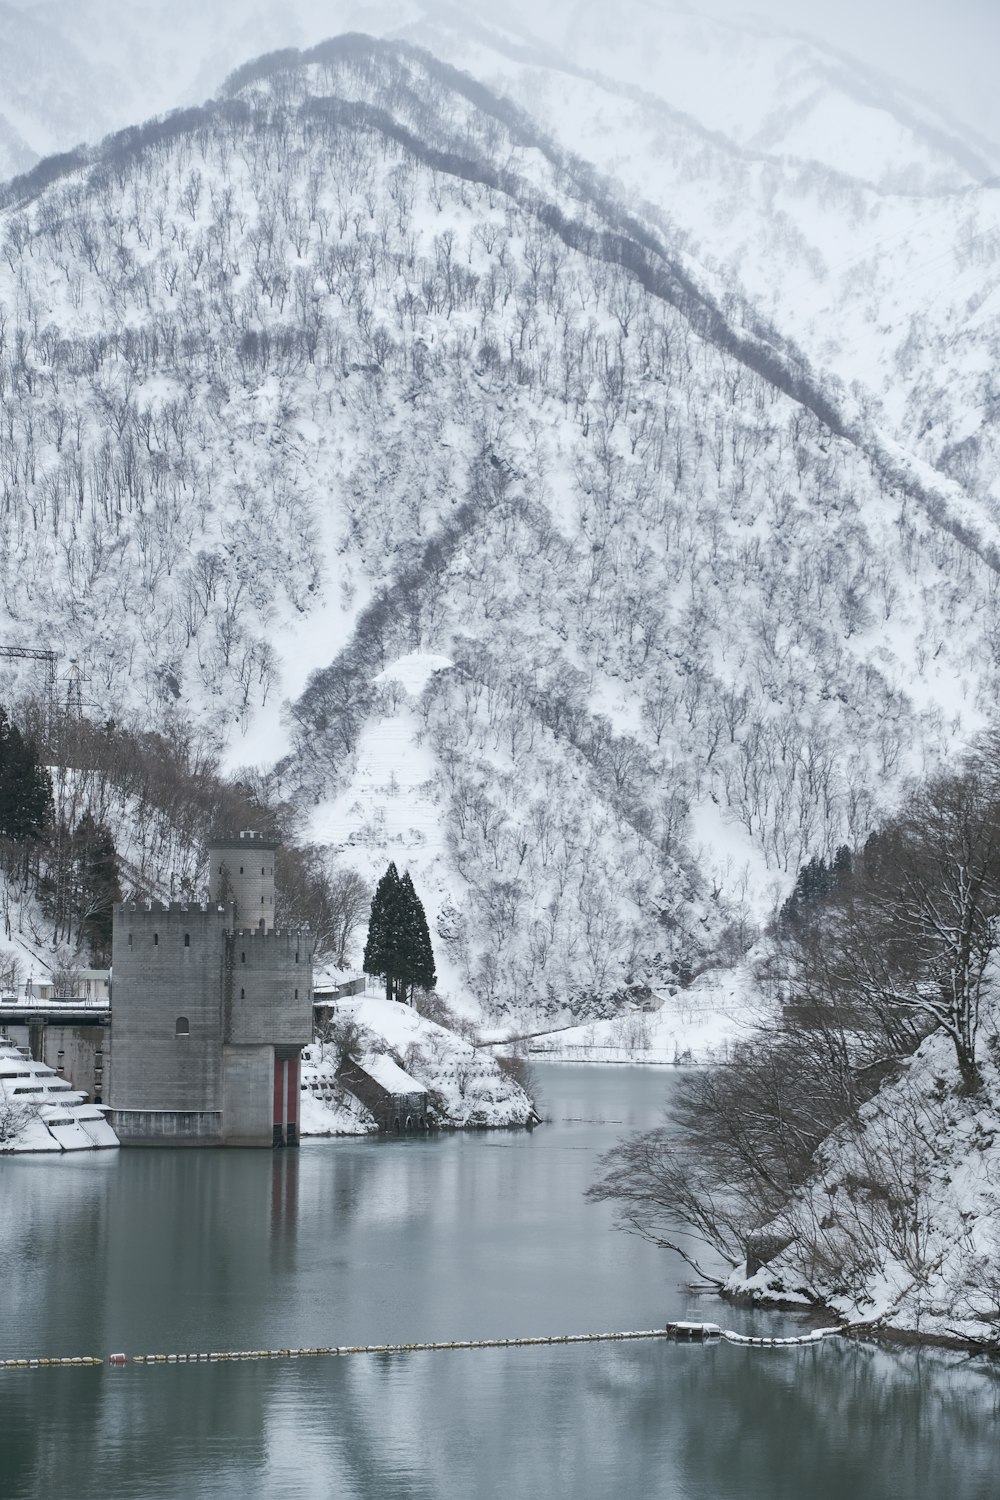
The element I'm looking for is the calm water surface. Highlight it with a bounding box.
[1,1064,997,1499]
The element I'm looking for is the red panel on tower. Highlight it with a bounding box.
[287,1054,299,1127]
[273,1055,284,1126]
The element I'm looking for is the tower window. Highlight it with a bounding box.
[240,988,245,1000]
[261,867,265,876]
[240,866,244,874]
[175,1017,189,1037]
[128,933,133,948]
[153,933,158,946]
[294,989,299,999]
[184,934,190,948]
[241,951,246,963]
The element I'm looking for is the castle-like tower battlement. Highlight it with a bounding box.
[119,901,230,915]
[230,928,311,941]
[208,830,279,931]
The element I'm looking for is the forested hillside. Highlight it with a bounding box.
[398,7,1000,514]
[1,36,999,1018]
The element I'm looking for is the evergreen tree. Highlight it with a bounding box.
[779,848,852,929]
[400,870,436,999]
[364,862,404,1001]
[0,706,51,845]
[72,814,122,962]
[363,863,437,1004]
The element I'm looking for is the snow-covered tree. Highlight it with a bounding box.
[364,863,437,1004]
[0,707,51,848]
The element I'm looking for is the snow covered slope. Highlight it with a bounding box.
[385,10,1000,518]
[306,996,537,1128]
[732,1021,1000,1349]
[4,0,998,515]
[0,0,423,180]
[2,38,1000,1020]
[5,2,993,190]
[458,0,999,187]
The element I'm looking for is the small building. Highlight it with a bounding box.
[20,969,111,1004]
[107,831,314,1148]
[313,970,366,1005]
[337,1052,429,1133]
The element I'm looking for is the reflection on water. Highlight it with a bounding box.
[1,1065,998,1499]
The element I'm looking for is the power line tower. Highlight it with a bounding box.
[0,647,58,725]
[64,658,84,719]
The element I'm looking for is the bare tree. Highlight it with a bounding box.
[810,766,1000,1092]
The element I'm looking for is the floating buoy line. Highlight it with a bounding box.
[0,1323,843,1372]
[0,1356,103,1369]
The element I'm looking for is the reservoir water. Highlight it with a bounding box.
[1,1064,997,1499]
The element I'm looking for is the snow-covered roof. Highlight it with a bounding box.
[355,1051,428,1097]
[313,968,364,995]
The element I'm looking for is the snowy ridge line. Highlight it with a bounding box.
[6,32,995,602]
[2,1327,844,1371]
[285,45,1000,583]
[2,33,841,438]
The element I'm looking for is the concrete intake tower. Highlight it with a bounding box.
[108,832,313,1147]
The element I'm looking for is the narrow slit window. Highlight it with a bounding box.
[184,934,190,948]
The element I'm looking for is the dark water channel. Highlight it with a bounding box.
[1,1064,998,1499]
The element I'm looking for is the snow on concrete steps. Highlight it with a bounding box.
[0,1044,119,1152]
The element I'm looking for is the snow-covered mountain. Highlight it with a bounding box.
[5,5,998,511]
[5,2,994,189]
[2,36,1000,1023]
[388,9,1000,509]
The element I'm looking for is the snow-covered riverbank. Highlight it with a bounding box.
[726,1028,1000,1355]
[303,996,538,1134]
[519,971,761,1067]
